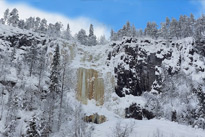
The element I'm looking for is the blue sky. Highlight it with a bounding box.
[6,0,203,31]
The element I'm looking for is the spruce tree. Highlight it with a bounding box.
[89,24,94,37]
[49,44,60,96]
[88,24,97,46]
[48,45,60,134]
[77,29,88,45]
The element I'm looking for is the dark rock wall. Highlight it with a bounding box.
[108,38,164,97]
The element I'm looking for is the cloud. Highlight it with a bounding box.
[194,0,205,16]
[200,0,205,11]
[0,0,110,38]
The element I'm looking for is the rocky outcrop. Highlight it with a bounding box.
[84,113,106,124]
[77,67,104,105]
[125,103,155,120]
[0,32,47,48]
[0,80,16,87]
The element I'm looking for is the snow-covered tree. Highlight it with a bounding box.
[8,8,19,27]
[0,18,5,24]
[57,54,70,131]
[49,44,60,97]
[88,24,97,46]
[24,42,39,76]
[34,17,41,31]
[39,19,48,33]
[47,45,61,134]
[112,121,134,137]
[18,19,25,29]
[110,29,118,41]
[77,29,88,45]
[26,115,40,137]
[3,9,10,25]
[99,35,108,45]
[47,22,62,37]
[131,25,137,37]
[170,18,180,39]
[158,22,168,39]
[25,17,35,30]
[89,24,94,37]
[63,23,72,40]
[70,104,91,137]
[144,22,158,39]
[165,17,170,36]
[194,15,205,40]
[125,21,132,37]
[138,29,144,37]
[54,22,62,37]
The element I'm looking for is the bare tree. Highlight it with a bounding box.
[70,104,91,137]
[112,121,134,137]
[58,54,69,130]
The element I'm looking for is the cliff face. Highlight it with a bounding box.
[107,37,204,96]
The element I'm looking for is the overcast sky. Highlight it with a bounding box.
[0,0,205,38]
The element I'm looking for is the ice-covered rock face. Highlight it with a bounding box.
[107,37,205,97]
[76,67,104,106]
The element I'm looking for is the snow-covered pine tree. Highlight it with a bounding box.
[63,23,72,40]
[49,44,60,95]
[88,24,97,46]
[48,44,61,134]
[89,24,94,37]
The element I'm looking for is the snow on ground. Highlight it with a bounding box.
[92,118,205,137]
